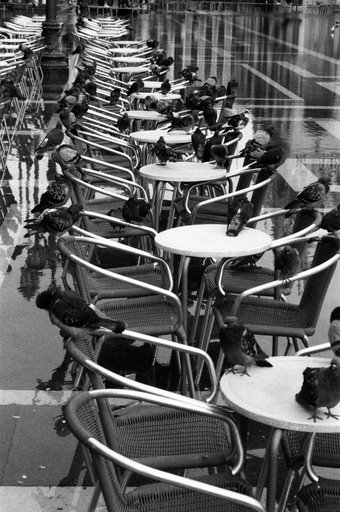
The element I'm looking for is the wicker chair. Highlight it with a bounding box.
[294,478,340,511]
[64,388,266,512]
[207,235,340,375]
[59,233,173,302]
[190,208,322,349]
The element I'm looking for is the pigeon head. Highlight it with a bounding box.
[36,286,59,310]
[330,307,340,323]
[224,316,238,327]
[319,176,332,188]
[68,203,83,221]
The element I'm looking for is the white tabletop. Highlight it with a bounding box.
[155,225,271,258]
[139,161,226,182]
[126,110,167,121]
[109,47,147,55]
[130,129,192,145]
[131,91,182,101]
[111,66,150,73]
[220,356,340,433]
[111,56,148,64]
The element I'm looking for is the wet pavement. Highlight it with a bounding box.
[1,2,340,510]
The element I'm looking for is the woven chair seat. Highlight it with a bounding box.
[83,215,151,238]
[88,263,169,299]
[295,477,340,512]
[213,294,315,338]
[97,295,182,335]
[204,263,275,297]
[111,404,233,468]
[125,473,254,512]
[282,430,340,469]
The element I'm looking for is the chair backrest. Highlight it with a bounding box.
[299,236,340,328]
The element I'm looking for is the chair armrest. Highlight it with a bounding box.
[60,233,172,290]
[57,235,181,319]
[80,155,136,181]
[230,253,339,316]
[295,343,332,357]
[77,167,148,201]
[80,210,157,237]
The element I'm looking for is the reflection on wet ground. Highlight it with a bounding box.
[1,3,340,510]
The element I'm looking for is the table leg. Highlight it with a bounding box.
[181,255,190,335]
[267,428,283,512]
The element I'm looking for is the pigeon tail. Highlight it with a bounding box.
[91,317,126,333]
[255,358,273,367]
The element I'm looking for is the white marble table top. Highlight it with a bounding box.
[220,356,340,433]
[139,161,225,182]
[155,225,271,258]
[111,66,150,73]
[126,110,167,121]
[111,56,149,64]
[130,129,192,145]
[131,91,182,101]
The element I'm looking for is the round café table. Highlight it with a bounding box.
[126,110,167,132]
[139,161,226,230]
[131,91,182,101]
[128,80,188,91]
[111,56,149,64]
[109,47,149,55]
[155,225,272,332]
[130,129,193,165]
[220,356,340,512]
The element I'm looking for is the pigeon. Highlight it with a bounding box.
[59,107,79,134]
[84,80,97,98]
[24,203,83,237]
[160,79,171,95]
[72,41,85,55]
[203,105,218,127]
[167,113,194,132]
[146,38,159,49]
[179,67,201,84]
[202,130,224,162]
[152,136,172,165]
[328,307,340,357]
[144,95,158,110]
[120,196,151,223]
[36,286,126,337]
[295,358,340,421]
[31,175,71,214]
[34,121,64,160]
[274,245,301,282]
[226,197,254,237]
[107,87,121,105]
[158,56,174,68]
[321,204,340,233]
[82,60,97,76]
[57,87,81,111]
[191,127,206,160]
[211,144,229,168]
[285,177,331,216]
[17,43,34,62]
[52,144,82,168]
[127,78,144,96]
[71,97,89,119]
[0,78,26,100]
[116,112,130,133]
[219,317,273,376]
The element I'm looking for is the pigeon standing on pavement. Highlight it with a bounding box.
[34,121,64,160]
[36,286,126,338]
[31,175,71,214]
[219,317,273,376]
[24,203,83,237]
[295,357,340,421]
[321,204,340,233]
[285,176,331,216]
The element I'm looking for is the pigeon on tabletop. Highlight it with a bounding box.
[34,121,64,160]
[191,127,206,160]
[127,78,144,96]
[144,95,158,111]
[203,105,218,127]
[152,136,172,165]
[24,203,83,237]
[36,286,126,338]
[329,307,340,357]
[57,87,81,111]
[211,144,229,168]
[219,316,273,376]
[321,204,340,233]
[295,357,340,421]
[160,79,171,95]
[116,112,130,133]
[121,196,151,224]
[226,197,254,237]
[285,176,331,217]
[31,175,71,214]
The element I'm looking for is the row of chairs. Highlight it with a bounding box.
[0,14,45,171]
[46,14,340,512]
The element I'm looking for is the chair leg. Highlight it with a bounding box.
[194,306,215,385]
[188,278,206,346]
